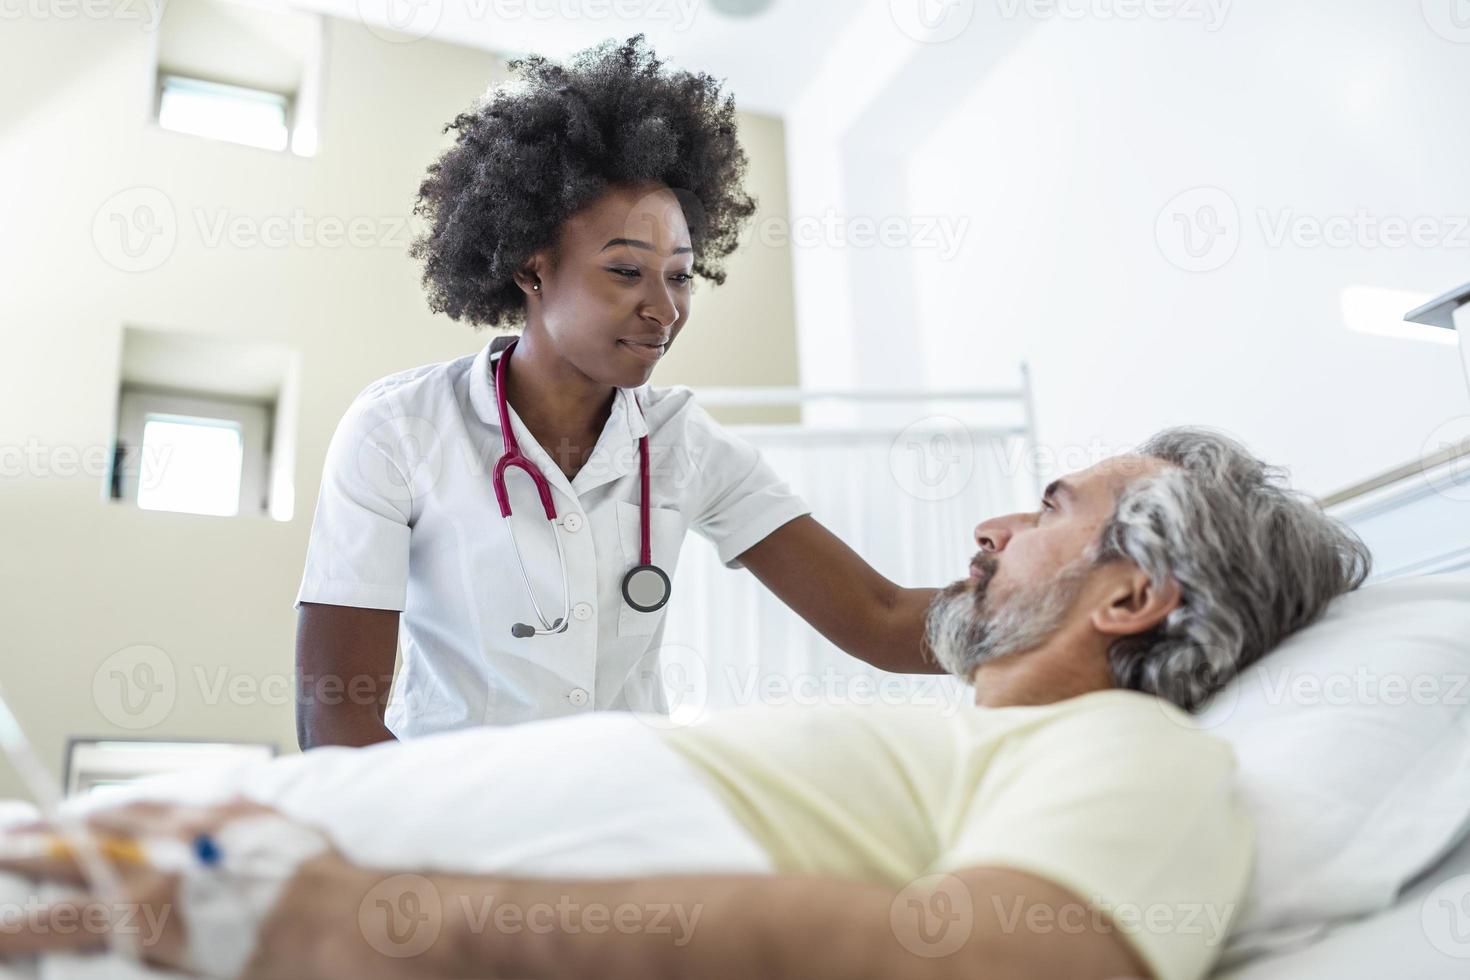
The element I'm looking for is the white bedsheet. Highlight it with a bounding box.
[0,713,773,979]
[1211,827,1470,979]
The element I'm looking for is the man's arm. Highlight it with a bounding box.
[736,515,945,674]
[0,806,1160,980]
[294,602,400,749]
[263,862,1149,980]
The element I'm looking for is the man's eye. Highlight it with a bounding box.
[1041,498,1056,513]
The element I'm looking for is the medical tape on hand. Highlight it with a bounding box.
[147,815,332,979]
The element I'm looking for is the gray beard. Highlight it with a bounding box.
[925,554,1091,682]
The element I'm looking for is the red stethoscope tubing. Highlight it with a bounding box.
[492,340,668,636]
[491,338,652,565]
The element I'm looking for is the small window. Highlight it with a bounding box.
[136,414,246,517]
[157,75,290,153]
[152,0,325,156]
[115,390,269,518]
[111,325,300,521]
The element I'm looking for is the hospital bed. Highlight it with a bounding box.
[0,569,1466,980]
[1214,830,1470,979]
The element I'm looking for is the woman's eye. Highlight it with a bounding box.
[1041,498,1056,513]
[609,267,692,283]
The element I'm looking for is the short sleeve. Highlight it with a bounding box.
[294,387,414,611]
[930,697,1254,980]
[683,402,811,569]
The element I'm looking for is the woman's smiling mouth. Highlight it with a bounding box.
[617,338,668,362]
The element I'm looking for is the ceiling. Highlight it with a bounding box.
[282,0,872,116]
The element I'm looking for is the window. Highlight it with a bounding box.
[111,325,300,521]
[136,414,246,517]
[115,390,270,518]
[1341,286,1459,347]
[157,75,290,153]
[152,0,325,156]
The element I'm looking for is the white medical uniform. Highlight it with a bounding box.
[295,341,810,739]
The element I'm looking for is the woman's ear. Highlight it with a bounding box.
[512,258,544,297]
[1091,565,1181,638]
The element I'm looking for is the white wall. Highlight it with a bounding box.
[0,13,798,799]
[789,0,1470,496]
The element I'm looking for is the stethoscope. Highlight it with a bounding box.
[492,339,672,639]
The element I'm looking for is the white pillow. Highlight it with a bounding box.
[1195,573,1470,960]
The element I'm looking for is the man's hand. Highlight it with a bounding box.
[0,798,392,980]
[1,802,1154,980]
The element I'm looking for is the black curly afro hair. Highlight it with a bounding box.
[408,34,756,329]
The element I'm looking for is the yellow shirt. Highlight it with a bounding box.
[661,688,1253,980]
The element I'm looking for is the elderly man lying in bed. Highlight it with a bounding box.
[0,427,1369,980]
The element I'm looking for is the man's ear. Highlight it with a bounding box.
[1090,565,1181,638]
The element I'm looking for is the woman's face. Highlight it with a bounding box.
[528,182,696,389]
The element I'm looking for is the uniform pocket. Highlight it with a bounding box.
[615,500,688,637]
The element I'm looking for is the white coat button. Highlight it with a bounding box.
[563,513,583,532]
[568,687,590,707]
[572,602,593,621]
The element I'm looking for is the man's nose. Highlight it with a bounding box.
[974,519,1013,552]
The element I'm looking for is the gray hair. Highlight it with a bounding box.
[1097,427,1372,711]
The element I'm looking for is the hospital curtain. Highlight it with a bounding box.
[657,424,1035,720]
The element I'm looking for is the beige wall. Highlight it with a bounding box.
[0,15,798,799]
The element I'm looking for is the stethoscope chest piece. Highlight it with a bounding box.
[622,563,671,613]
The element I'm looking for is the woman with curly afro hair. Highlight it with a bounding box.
[294,36,943,748]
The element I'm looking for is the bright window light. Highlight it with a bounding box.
[136,415,244,517]
[158,75,289,152]
[1342,285,1460,346]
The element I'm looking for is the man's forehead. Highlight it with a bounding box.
[1062,454,1167,500]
